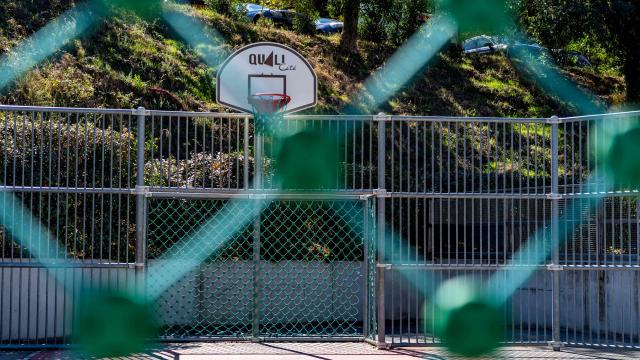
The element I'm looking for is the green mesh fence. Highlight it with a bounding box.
[146,198,372,339]
[147,199,254,338]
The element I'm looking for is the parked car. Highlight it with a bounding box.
[463,35,592,69]
[315,17,343,34]
[462,35,508,55]
[257,9,299,27]
[237,3,270,23]
[236,4,297,27]
[506,43,553,59]
[238,3,343,34]
[508,44,594,68]
[551,49,593,68]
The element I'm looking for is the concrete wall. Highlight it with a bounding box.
[0,265,136,342]
[153,260,365,327]
[382,269,640,340]
[0,260,366,341]
[1,262,638,342]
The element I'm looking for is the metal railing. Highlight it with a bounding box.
[1,104,640,349]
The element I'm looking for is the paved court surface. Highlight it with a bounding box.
[2,342,640,359]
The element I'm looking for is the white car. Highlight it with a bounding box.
[463,35,508,55]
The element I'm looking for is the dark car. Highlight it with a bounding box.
[551,49,593,68]
[250,7,298,27]
[238,3,269,23]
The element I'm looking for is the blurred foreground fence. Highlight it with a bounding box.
[1,105,640,349]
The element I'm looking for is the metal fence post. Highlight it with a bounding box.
[363,197,370,338]
[255,125,263,190]
[252,200,261,340]
[244,116,250,190]
[375,113,388,348]
[549,115,562,351]
[251,114,262,340]
[135,107,148,289]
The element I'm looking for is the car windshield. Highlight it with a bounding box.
[317,18,334,23]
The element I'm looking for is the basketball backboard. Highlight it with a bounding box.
[216,42,317,114]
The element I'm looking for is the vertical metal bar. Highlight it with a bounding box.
[363,198,370,337]
[255,133,263,190]
[636,197,640,266]
[344,119,348,188]
[352,119,356,189]
[362,120,366,189]
[550,116,562,350]
[201,116,206,189]
[244,117,250,190]
[127,114,132,264]
[377,264,386,348]
[135,108,147,273]
[227,117,232,188]
[99,114,106,261]
[249,103,263,339]
[376,115,387,347]
[0,266,3,343]
[252,199,262,339]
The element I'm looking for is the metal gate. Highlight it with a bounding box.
[145,196,374,340]
[1,104,640,350]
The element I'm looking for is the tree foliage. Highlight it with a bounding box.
[359,0,433,45]
[516,0,640,103]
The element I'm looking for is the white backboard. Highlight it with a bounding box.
[216,42,317,114]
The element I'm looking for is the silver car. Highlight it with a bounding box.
[462,35,508,55]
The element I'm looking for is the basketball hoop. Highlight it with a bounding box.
[249,93,291,134]
[248,93,291,115]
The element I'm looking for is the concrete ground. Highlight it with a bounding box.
[2,343,640,359]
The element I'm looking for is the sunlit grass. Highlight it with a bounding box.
[471,75,517,92]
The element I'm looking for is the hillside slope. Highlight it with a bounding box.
[0,3,626,117]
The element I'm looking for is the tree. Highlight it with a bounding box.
[517,0,640,105]
[340,0,359,53]
[606,1,640,103]
[359,0,433,45]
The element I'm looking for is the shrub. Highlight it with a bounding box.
[0,114,137,261]
[144,151,257,188]
[205,0,240,16]
[291,0,318,35]
[360,0,433,45]
[566,35,622,75]
[0,113,135,188]
[11,54,97,107]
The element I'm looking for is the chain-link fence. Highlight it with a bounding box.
[146,198,372,339]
